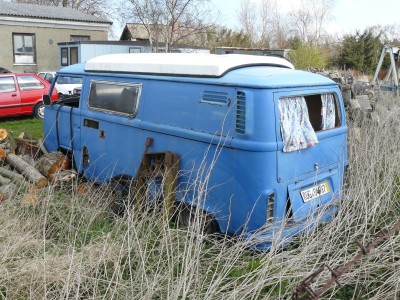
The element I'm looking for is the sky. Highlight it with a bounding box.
[210,0,400,36]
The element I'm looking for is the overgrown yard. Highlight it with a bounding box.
[0,95,399,299]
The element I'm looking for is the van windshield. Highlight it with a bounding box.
[279,93,340,152]
[52,75,83,107]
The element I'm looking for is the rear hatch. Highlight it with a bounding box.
[275,89,347,221]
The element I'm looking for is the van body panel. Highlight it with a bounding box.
[43,105,81,151]
[287,166,340,222]
[43,54,348,250]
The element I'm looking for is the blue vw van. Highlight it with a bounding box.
[43,53,348,249]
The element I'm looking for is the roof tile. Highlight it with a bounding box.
[0,2,111,24]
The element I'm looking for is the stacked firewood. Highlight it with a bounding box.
[0,129,77,202]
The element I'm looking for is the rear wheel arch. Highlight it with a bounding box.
[177,203,221,235]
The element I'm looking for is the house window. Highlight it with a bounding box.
[13,33,36,64]
[88,80,142,117]
[70,47,78,65]
[70,35,90,42]
[61,48,69,66]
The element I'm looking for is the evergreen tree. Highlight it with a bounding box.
[336,27,383,74]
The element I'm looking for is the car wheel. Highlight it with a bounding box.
[178,204,220,235]
[34,102,45,119]
[109,175,135,217]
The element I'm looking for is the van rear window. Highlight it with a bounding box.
[279,93,340,152]
[88,81,142,117]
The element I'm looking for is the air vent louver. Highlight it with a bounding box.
[200,91,229,105]
[235,91,246,134]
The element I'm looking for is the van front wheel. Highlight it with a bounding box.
[109,175,134,217]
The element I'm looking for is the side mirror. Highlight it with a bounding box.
[42,94,52,106]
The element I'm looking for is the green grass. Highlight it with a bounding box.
[0,116,43,139]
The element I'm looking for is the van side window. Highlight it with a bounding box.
[279,93,340,152]
[88,81,142,117]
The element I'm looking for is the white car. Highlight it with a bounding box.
[38,72,82,99]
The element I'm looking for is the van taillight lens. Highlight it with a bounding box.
[266,192,275,224]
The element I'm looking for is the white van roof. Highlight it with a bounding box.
[84,53,294,77]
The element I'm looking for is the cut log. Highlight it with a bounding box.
[36,152,69,178]
[15,138,38,145]
[0,129,8,142]
[18,131,34,141]
[0,183,17,202]
[0,147,6,158]
[49,169,77,185]
[38,138,49,155]
[16,140,41,158]
[20,155,36,167]
[5,154,47,188]
[48,156,70,177]
[0,130,16,154]
[0,166,24,181]
[0,175,11,185]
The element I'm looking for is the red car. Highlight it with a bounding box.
[0,73,58,119]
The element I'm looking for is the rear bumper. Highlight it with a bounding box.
[242,204,339,251]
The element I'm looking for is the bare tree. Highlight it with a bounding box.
[238,0,335,48]
[238,0,257,47]
[289,0,336,45]
[269,7,292,49]
[123,0,215,52]
[258,0,275,47]
[121,0,163,51]
[289,1,312,43]
[238,0,292,48]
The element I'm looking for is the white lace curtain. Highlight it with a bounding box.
[278,94,336,152]
[321,93,336,130]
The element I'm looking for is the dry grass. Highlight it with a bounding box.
[0,93,399,299]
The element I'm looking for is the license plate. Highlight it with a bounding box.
[301,182,330,202]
